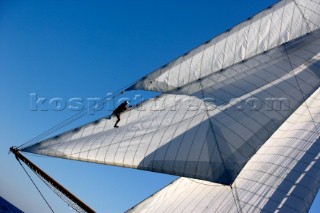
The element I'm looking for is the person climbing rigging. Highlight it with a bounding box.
[112,101,130,128]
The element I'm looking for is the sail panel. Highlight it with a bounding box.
[127,87,320,213]
[128,0,320,92]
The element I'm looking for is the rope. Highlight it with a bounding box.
[16,158,55,213]
[230,185,242,213]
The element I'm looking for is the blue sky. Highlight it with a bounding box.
[0,0,319,212]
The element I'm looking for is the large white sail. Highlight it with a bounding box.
[22,28,320,184]
[128,0,320,92]
[18,0,320,211]
[127,87,320,213]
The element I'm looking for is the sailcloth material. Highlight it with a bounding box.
[22,0,320,186]
[127,87,320,213]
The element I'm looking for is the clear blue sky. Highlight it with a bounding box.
[0,0,319,212]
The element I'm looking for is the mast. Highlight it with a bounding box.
[10,147,95,213]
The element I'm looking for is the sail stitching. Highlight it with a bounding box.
[238,176,308,209]
[166,181,203,212]
[243,166,319,192]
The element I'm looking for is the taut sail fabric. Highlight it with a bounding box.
[20,0,320,211]
[22,29,320,184]
[127,87,320,213]
[128,0,320,92]
[22,0,320,184]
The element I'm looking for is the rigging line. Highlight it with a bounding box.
[16,158,55,213]
[34,172,84,213]
[18,78,141,150]
[18,92,120,149]
[283,43,320,136]
[187,178,225,186]
[230,184,242,213]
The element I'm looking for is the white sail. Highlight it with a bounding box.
[22,29,320,183]
[19,0,320,211]
[127,87,320,213]
[128,0,320,92]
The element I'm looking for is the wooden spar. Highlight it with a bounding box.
[10,147,96,213]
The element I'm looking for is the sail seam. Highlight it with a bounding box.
[283,44,320,136]
[294,0,317,32]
